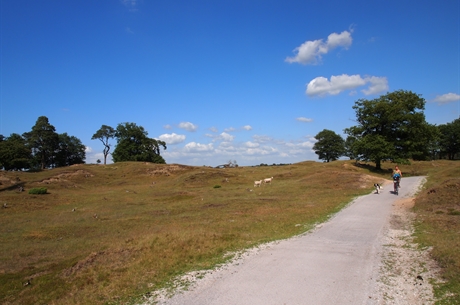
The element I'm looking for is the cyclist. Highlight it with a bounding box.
[392,166,402,187]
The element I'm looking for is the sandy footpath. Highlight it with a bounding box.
[141,176,440,305]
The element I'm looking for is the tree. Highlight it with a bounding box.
[54,133,86,167]
[91,125,115,165]
[344,135,358,161]
[438,119,460,160]
[312,129,345,162]
[344,90,429,169]
[0,133,31,170]
[22,116,59,169]
[112,122,167,163]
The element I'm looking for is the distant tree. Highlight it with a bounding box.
[426,124,442,160]
[23,116,59,169]
[438,118,460,160]
[344,90,430,169]
[91,125,116,165]
[96,159,101,164]
[0,133,31,170]
[313,129,345,162]
[226,160,238,167]
[411,123,441,161]
[344,135,358,161]
[54,133,86,167]
[112,122,167,163]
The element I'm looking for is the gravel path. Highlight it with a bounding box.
[142,176,439,305]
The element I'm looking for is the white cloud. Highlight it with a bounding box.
[85,146,92,153]
[209,127,218,133]
[217,132,234,142]
[158,133,186,145]
[224,127,236,132]
[162,134,319,167]
[285,30,352,65]
[244,141,260,148]
[296,117,313,123]
[243,125,252,131]
[163,124,173,130]
[432,93,460,104]
[252,135,273,143]
[306,74,388,97]
[361,76,389,95]
[179,122,198,132]
[184,142,214,152]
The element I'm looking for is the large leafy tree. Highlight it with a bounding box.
[313,129,345,162]
[55,133,86,167]
[112,122,167,163]
[344,90,429,169]
[438,118,460,160]
[91,125,116,165]
[23,116,59,169]
[0,133,31,170]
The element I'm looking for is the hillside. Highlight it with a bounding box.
[0,160,458,304]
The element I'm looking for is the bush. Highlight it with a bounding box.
[28,187,48,194]
[213,185,221,188]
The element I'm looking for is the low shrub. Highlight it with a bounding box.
[28,187,48,194]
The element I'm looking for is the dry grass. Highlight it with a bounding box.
[411,162,460,304]
[0,160,458,304]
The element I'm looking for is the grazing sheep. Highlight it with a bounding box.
[254,180,263,187]
[263,177,274,185]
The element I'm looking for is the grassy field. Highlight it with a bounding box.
[0,160,458,304]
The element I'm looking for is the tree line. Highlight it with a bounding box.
[1,90,458,171]
[313,90,460,168]
[0,117,167,171]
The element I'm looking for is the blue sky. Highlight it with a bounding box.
[1,0,459,167]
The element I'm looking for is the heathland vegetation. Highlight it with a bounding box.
[0,160,458,304]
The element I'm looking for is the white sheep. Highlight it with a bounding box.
[263,177,274,185]
[254,180,263,187]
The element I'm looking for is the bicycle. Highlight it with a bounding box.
[393,175,400,195]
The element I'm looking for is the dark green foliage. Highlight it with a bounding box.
[0,133,31,170]
[344,90,431,169]
[22,116,59,170]
[112,122,167,164]
[28,187,47,194]
[313,129,345,162]
[438,119,460,160]
[55,133,86,167]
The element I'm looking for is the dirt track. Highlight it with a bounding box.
[143,177,438,305]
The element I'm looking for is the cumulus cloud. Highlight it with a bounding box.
[179,122,198,132]
[432,93,460,104]
[209,127,218,133]
[217,132,235,142]
[361,76,389,95]
[158,133,186,145]
[163,124,173,130]
[224,127,236,132]
[184,142,214,152]
[243,125,252,131]
[296,117,313,123]
[306,74,388,96]
[245,141,260,148]
[285,30,353,65]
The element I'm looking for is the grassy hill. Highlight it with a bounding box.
[0,160,458,304]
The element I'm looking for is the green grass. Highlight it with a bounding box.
[0,160,459,304]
